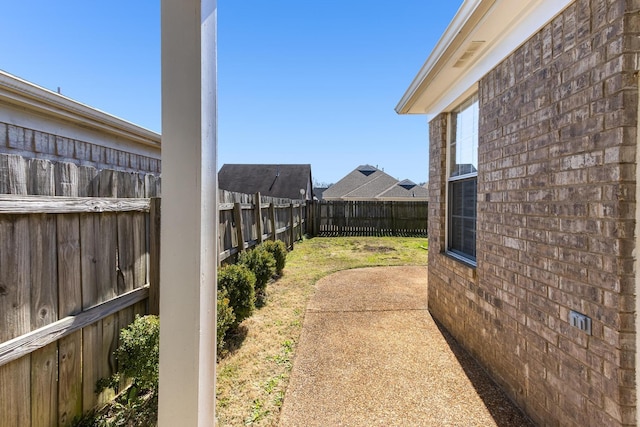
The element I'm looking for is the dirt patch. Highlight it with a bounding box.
[361,244,396,253]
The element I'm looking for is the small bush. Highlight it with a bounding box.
[218,264,256,326]
[238,246,276,301]
[261,240,287,275]
[217,289,235,356]
[113,315,159,393]
[83,315,160,427]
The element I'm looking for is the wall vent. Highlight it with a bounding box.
[453,41,485,68]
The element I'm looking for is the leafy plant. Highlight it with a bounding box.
[238,246,276,302]
[76,315,160,427]
[261,240,287,275]
[217,288,235,356]
[218,263,256,327]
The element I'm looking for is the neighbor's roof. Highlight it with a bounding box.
[323,165,396,199]
[218,164,312,199]
[396,0,572,116]
[378,180,429,199]
[323,165,428,201]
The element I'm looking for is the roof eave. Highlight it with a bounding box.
[0,70,161,150]
[396,0,572,116]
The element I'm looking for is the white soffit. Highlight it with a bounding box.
[0,70,161,151]
[396,0,573,115]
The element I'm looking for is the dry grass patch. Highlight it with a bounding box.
[215,236,428,426]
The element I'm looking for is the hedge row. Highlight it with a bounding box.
[216,240,288,356]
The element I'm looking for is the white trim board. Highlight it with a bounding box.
[396,0,573,116]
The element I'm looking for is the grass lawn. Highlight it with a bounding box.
[216,236,428,426]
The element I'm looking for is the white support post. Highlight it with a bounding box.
[158,1,217,426]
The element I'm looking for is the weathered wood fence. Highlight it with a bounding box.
[0,167,308,426]
[218,189,308,263]
[311,200,428,237]
[0,196,159,426]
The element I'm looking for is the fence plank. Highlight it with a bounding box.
[56,176,83,426]
[77,166,98,197]
[117,212,135,294]
[58,331,82,426]
[269,203,276,241]
[255,192,263,244]
[0,154,28,194]
[233,202,244,253]
[0,216,31,343]
[28,159,55,196]
[54,162,79,197]
[0,357,31,426]
[31,342,58,427]
[82,320,101,412]
[29,212,59,427]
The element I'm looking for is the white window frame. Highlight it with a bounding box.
[445,93,478,267]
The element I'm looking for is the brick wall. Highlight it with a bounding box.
[427,0,638,425]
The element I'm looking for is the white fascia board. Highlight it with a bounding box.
[0,70,161,157]
[395,0,485,114]
[396,0,573,116]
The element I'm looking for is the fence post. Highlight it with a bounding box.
[254,192,263,244]
[269,203,276,241]
[233,202,245,253]
[149,197,161,315]
[299,201,304,240]
[314,201,320,236]
[391,202,397,236]
[289,203,295,249]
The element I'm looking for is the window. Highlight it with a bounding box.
[448,95,478,264]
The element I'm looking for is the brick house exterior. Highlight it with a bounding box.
[397,0,639,425]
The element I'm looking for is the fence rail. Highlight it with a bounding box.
[312,200,428,237]
[0,196,155,426]
[218,190,308,263]
[0,189,308,426]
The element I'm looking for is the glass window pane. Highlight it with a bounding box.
[450,95,478,178]
[449,178,476,261]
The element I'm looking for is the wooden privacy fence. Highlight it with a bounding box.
[0,188,307,426]
[218,190,308,263]
[312,200,428,237]
[0,195,160,427]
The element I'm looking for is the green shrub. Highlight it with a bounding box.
[111,315,159,393]
[217,289,235,356]
[238,246,276,301]
[218,264,256,326]
[85,315,160,427]
[261,240,287,275]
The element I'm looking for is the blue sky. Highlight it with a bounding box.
[0,1,462,185]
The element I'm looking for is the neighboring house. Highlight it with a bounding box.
[0,70,161,197]
[312,186,329,200]
[397,1,638,426]
[218,164,313,200]
[322,164,429,201]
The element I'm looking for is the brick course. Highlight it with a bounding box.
[428,0,638,425]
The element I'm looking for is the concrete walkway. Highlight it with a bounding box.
[279,266,533,427]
